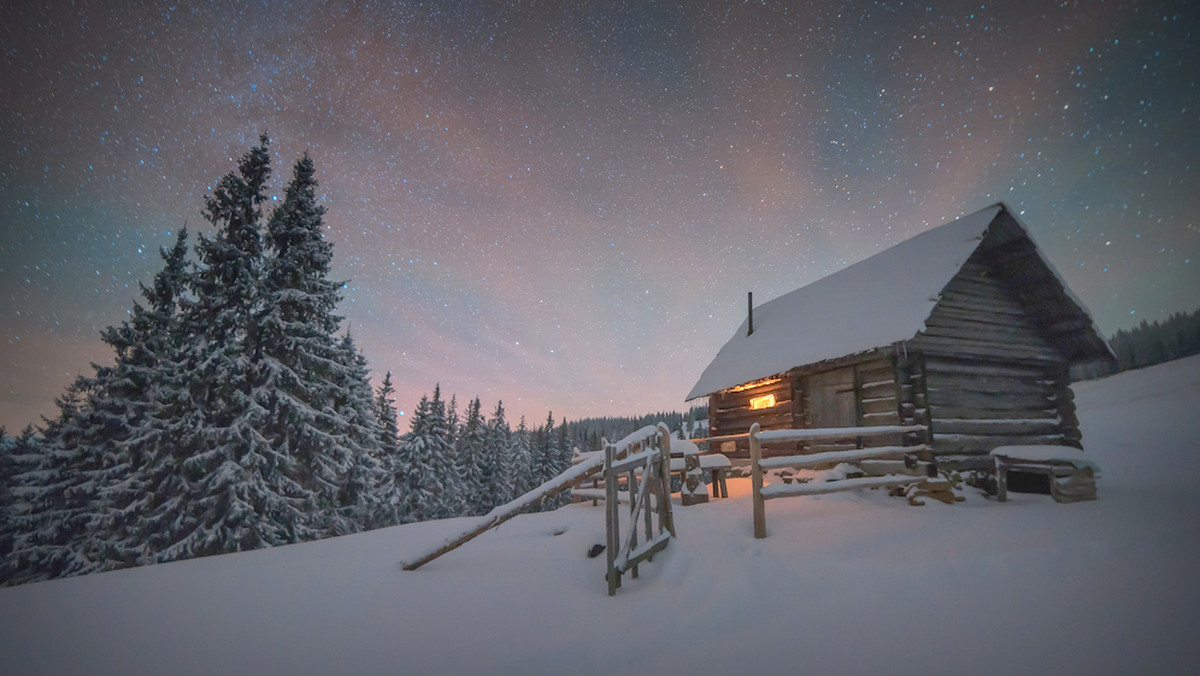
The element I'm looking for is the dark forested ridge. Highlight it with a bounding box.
[1072,306,1200,380]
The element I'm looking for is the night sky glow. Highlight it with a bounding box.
[2,0,1197,431]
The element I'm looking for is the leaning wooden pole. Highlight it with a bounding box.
[403,457,605,571]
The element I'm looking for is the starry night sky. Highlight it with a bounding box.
[1,0,1197,431]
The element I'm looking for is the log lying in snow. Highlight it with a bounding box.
[402,457,606,571]
[403,424,668,571]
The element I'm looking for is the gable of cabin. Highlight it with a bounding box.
[905,209,1101,467]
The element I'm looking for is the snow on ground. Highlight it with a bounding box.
[3,356,1200,675]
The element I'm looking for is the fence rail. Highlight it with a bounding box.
[713,422,933,538]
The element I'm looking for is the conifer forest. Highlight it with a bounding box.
[0,137,691,587]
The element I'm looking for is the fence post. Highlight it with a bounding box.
[605,441,619,596]
[749,422,766,539]
[657,424,676,537]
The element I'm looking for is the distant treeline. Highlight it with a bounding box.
[1073,305,1200,380]
[564,406,708,452]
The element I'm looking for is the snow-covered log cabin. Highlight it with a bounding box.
[686,203,1114,470]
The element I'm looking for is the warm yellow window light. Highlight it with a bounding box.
[750,394,776,410]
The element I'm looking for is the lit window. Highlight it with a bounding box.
[750,394,776,409]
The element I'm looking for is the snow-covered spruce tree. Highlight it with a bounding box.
[142,135,309,561]
[5,229,195,581]
[0,427,44,586]
[486,401,515,507]
[90,228,194,569]
[396,394,440,522]
[428,385,465,518]
[0,428,12,568]
[257,153,390,537]
[329,331,395,530]
[375,372,400,458]
[546,418,575,509]
[4,379,110,583]
[446,394,460,444]
[530,413,559,511]
[456,397,490,515]
[397,385,465,521]
[373,371,403,524]
[509,416,534,499]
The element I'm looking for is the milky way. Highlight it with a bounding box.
[1,0,1197,430]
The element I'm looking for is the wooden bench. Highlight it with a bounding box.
[991,445,1098,503]
[669,454,732,498]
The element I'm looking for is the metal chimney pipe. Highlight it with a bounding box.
[747,291,754,336]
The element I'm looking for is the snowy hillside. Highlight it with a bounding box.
[3,356,1200,675]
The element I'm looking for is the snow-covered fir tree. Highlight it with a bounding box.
[427,386,464,518]
[0,427,47,585]
[396,394,441,523]
[456,397,491,515]
[90,228,194,568]
[256,153,390,537]
[374,371,403,523]
[4,379,108,583]
[375,372,400,458]
[328,331,395,531]
[446,394,460,444]
[509,416,535,500]
[143,135,310,561]
[486,401,515,507]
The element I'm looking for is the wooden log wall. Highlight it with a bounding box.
[894,351,930,457]
[909,251,1075,466]
[708,376,795,444]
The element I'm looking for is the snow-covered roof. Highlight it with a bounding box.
[686,205,1005,400]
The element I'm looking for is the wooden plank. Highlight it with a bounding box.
[925,373,1053,396]
[929,405,1057,421]
[909,334,1062,362]
[923,310,1043,336]
[761,474,928,499]
[861,380,897,398]
[926,389,1054,411]
[756,424,928,444]
[616,531,671,574]
[862,397,898,415]
[933,294,1027,318]
[758,444,925,470]
[918,325,1052,350]
[934,418,1061,437]
[936,286,1027,313]
[862,411,901,426]
[714,406,794,432]
[923,357,1050,379]
[927,305,1039,330]
[858,459,937,476]
[933,434,1066,455]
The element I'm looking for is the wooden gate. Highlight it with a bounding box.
[605,423,676,596]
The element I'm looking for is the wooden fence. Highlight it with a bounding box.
[687,423,931,538]
[748,422,932,537]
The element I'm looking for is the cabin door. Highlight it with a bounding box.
[807,366,858,429]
